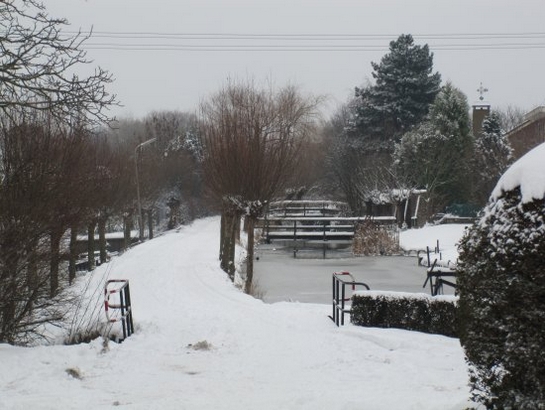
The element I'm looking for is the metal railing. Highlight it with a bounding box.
[104,279,134,341]
[422,260,457,296]
[330,271,370,326]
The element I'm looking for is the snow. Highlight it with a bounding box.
[0,217,471,409]
[491,142,545,203]
[400,223,469,269]
[354,290,458,304]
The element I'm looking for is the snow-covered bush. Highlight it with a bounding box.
[351,291,458,337]
[458,144,545,409]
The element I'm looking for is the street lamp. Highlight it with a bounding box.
[135,138,157,241]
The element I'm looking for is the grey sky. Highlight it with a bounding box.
[48,0,545,120]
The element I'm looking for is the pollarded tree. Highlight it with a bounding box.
[458,143,545,409]
[354,34,441,145]
[199,79,320,292]
[472,112,513,206]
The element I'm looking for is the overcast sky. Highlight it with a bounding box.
[48,0,545,120]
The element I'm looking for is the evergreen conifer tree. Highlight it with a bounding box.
[354,34,441,145]
[472,112,513,205]
[394,82,473,211]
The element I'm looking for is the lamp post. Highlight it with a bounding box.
[135,138,156,241]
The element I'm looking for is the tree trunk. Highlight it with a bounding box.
[87,221,96,271]
[228,215,237,278]
[167,201,180,229]
[49,228,63,298]
[1,263,18,342]
[219,210,238,281]
[1,231,28,342]
[243,215,249,233]
[26,237,39,294]
[235,214,241,241]
[98,217,107,264]
[68,224,78,284]
[147,209,154,240]
[244,216,256,294]
[219,212,225,260]
[123,212,132,250]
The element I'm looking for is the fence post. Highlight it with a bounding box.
[293,220,297,258]
[322,221,327,259]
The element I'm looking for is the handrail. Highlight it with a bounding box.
[104,279,134,341]
[330,272,370,326]
[423,262,457,296]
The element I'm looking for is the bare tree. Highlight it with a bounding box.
[0,112,89,341]
[496,104,526,133]
[0,0,116,125]
[199,79,320,292]
[0,1,116,329]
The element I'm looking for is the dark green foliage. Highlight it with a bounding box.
[394,82,474,210]
[458,187,545,409]
[445,203,480,218]
[354,34,441,143]
[327,35,441,215]
[350,292,458,337]
[472,112,513,206]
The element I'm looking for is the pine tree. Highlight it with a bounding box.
[473,112,513,205]
[354,34,441,145]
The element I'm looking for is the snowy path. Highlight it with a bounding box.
[0,218,470,409]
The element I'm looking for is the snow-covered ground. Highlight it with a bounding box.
[400,223,469,269]
[0,218,471,409]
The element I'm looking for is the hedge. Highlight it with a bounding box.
[350,291,458,337]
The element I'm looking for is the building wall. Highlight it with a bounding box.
[506,107,545,160]
[473,104,490,137]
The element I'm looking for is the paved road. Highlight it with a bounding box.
[253,245,454,304]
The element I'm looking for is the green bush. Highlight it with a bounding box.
[350,291,458,337]
[458,187,545,409]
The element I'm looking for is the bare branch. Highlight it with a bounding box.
[0,0,116,126]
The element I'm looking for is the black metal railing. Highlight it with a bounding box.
[330,271,370,326]
[422,260,457,296]
[104,279,134,341]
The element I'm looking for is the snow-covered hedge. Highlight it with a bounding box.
[350,291,458,337]
[457,143,545,409]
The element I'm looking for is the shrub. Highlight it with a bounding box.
[458,187,545,409]
[352,220,399,256]
[350,291,458,337]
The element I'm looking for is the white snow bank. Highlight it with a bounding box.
[400,224,468,269]
[0,217,471,410]
[400,224,468,252]
[492,142,545,203]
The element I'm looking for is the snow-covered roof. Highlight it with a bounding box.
[365,188,427,205]
[491,142,545,203]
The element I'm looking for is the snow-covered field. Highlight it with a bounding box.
[0,218,471,409]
